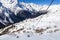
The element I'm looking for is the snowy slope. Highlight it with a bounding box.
[0,4,60,40]
[0,0,60,40]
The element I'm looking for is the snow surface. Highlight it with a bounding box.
[0,0,60,40]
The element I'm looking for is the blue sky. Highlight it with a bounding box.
[18,0,60,5]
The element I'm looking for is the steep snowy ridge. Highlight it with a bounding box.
[0,0,48,28]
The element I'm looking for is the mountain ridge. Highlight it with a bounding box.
[0,0,48,28]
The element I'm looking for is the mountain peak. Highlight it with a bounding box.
[0,0,17,8]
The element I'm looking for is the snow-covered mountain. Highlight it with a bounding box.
[0,0,48,28]
[0,0,60,40]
